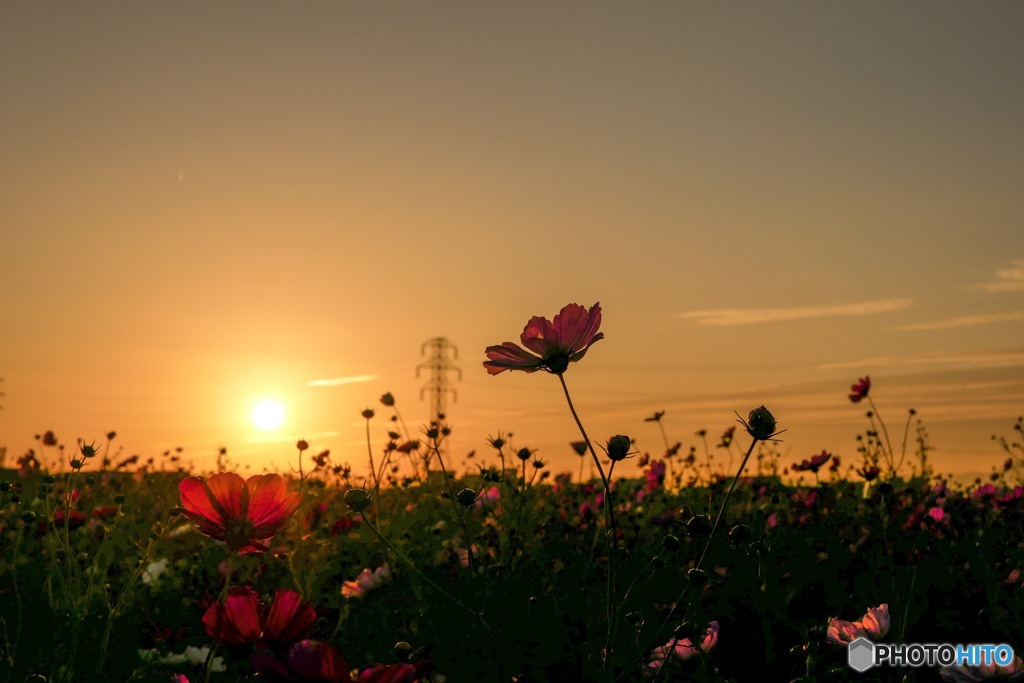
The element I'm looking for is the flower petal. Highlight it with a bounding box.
[483,342,544,375]
[263,589,316,644]
[520,316,559,356]
[179,477,223,526]
[204,472,249,520]
[553,302,602,354]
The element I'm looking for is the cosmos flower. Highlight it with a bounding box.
[849,376,871,403]
[647,621,719,673]
[179,472,301,553]
[826,604,889,645]
[483,302,604,375]
[940,654,1024,681]
[251,640,351,683]
[203,586,316,648]
[341,565,391,600]
[791,451,833,474]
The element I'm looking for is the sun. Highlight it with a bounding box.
[251,399,286,431]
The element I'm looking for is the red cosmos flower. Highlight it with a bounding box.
[357,661,434,683]
[203,586,317,648]
[179,472,301,553]
[791,451,832,474]
[849,376,871,403]
[483,302,604,375]
[251,640,351,683]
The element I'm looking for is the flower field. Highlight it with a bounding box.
[2,303,1023,683]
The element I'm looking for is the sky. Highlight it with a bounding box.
[1,2,1022,482]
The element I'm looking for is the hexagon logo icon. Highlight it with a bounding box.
[848,637,875,672]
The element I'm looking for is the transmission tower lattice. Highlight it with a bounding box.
[417,338,461,424]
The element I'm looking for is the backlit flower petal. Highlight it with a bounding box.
[263,589,317,644]
[520,316,559,356]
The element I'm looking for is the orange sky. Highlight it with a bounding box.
[1,3,1022,481]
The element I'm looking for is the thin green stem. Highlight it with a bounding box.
[363,516,506,682]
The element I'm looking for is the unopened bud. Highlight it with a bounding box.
[745,406,777,441]
[607,435,631,462]
[456,488,477,507]
[344,488,372,513]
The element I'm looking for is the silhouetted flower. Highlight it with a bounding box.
[179,473,301,553]
[792,451,832,474]
[849,376,871,403]
[857,465,881,481]
[483,302,603,375]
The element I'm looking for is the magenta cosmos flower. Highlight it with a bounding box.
[849,376,871,403]
[791,451,833,474]
[179,472,301,553]
[483,302,604,375]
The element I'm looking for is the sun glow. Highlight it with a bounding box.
[251,399,286,431]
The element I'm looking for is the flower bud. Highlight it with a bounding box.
[606,435,631,462]
[456,488,477,507]
[662,534,680,552]
[686,515,711,537]
[361,408,375,419]
[745,406,777,441]
[394,641,412,660]
[728,524,751,544]
[344,488,372,513]
[70,459,84,470]
[516,448,532,461]
[296,439,309,452]
[20,510,36,523]
[380,392,395,407]
[686,568,708,587]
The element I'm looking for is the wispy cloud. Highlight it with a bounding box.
[897,311,1024,331]
[970,260,1024,293]
[679,298,913,327]
[307,375,377,387]
[818,348,1024,370]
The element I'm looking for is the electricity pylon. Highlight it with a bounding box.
[416,337,461,424]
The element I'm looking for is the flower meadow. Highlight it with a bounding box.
[2,303,1024,683]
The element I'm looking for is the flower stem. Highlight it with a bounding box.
[362,516,506,682]
[557,373,617,674]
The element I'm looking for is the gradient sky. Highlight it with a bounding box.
[1,3,1022,481]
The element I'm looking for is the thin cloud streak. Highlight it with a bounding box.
[307,375,377,387]
[679,298,913,327]
[897,311,1024,331]
[969,260,1024,293]
[818,349,1024,370]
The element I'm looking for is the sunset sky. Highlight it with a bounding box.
[1,3,1022,481]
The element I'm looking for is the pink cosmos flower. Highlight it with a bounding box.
[340,565,391,600]
[483,302,604,375]
[849,376,871,403]
[647,621,719,673]
[179,473,301,554]
[940,654,1024,681]
[928,506,945,521]
[826,604,889,645]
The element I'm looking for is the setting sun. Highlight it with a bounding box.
[251,399,285,431]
